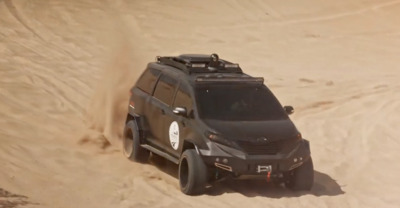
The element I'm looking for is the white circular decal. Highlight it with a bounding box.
[169,121,180,150]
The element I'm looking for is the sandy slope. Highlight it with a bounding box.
[1,0,400,207]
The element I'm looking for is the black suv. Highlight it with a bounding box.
[123,54,313,195]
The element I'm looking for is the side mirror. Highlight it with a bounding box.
[283,106,294,115]
[173,107,187,117]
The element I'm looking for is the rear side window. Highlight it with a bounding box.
[153,75,178,105]
[136,68,160,94]
[173,83,193,112]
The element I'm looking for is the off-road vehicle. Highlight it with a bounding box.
[123,54,313,195]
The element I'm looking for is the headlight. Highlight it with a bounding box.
[205,131,233,146]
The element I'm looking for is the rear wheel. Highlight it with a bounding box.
[179,149,208,195]
[123,120,149,163]
[285,157,314,191]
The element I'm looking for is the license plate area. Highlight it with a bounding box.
[256,165,272,173]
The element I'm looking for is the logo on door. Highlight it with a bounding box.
[169,121,180,150]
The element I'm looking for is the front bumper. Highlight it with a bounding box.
[199,139,311,175]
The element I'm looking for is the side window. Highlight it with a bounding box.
[136,68,160,94]
[153,74,178,105]
[173,83,193,112]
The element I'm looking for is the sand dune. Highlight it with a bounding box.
[1,0,400,207]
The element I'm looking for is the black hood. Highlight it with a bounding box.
[204,119,298,142]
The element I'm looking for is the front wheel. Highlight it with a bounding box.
[123,120,149,163]
[285,157,314,191]
[179,149,208,195]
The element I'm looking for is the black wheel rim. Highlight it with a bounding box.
[179,157,189,189]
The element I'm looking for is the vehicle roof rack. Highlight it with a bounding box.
[156,53,243,74]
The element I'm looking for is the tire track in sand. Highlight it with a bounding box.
[3,0,45,41]
[276,0,400,25]
[3,0,77,58]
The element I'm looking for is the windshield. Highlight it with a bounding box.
[196,84,288,121]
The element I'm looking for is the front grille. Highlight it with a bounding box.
[237,139,290,155]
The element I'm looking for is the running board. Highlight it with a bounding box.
[141,144,179,164]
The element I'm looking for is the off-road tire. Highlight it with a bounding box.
[285,157,314,191]
[179,149,208,195]
[123,120,149,163]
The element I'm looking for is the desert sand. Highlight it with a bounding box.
[1,0,400,207]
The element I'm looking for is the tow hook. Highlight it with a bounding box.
[267,172,271,182]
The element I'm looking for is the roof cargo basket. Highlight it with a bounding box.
[156,54,243,74]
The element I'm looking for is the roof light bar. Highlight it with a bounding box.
[191,63,206,68]
[196,77,264,83]
[224,63,239,68]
